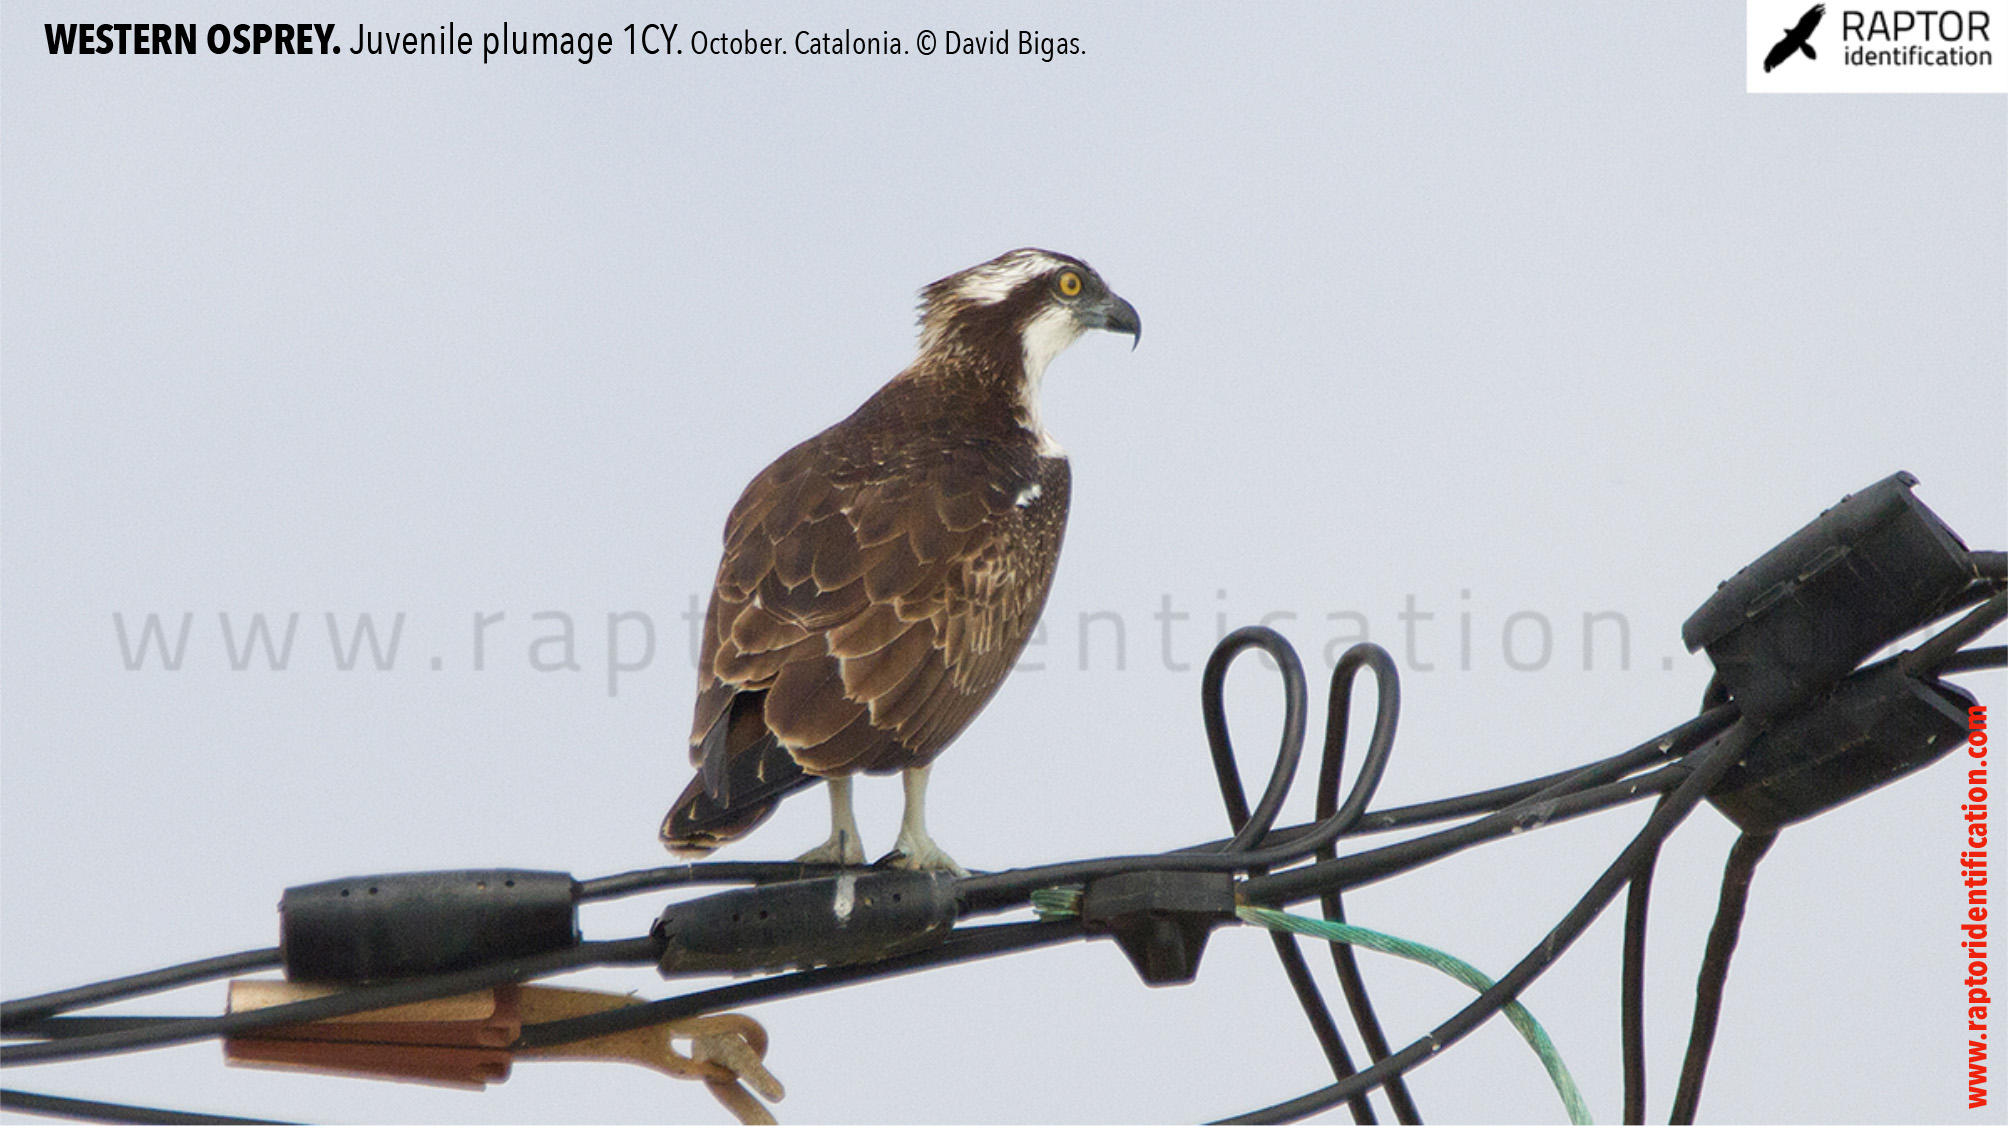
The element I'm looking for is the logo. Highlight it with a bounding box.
[1747,1,2007,92]
[1764,3,1826,70]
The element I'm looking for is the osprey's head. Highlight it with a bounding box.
[916,249,1141,383]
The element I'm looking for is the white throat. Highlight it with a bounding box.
[1018,304,1083,457]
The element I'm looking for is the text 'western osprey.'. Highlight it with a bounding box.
[661,249,1141,875]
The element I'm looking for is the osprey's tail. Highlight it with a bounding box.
[660,692,817,856]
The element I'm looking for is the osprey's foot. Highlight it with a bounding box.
[795,827,865,867]
[876,832,969,878]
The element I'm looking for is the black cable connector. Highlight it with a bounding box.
[280,869,579,984]
[655,869,959,975]
[1079,871,1238,986]
[1707,659,1980,832]
[1682,471,1978,723]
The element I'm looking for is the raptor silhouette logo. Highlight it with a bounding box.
[1764,3,1825,71]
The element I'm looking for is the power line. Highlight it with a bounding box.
[3,471,2001,1123]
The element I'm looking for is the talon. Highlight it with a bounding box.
[881,764,969,875]
[877,844,969,878]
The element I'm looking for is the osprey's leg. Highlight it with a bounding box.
[882,764,968,877]
[796,775,865,866]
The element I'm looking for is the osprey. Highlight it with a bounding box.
[661,249,1140,875]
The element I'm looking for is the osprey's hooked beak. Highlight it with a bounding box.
[1083,291,1142,349]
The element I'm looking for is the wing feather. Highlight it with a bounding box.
[670,402,1072,849]
[759,574,868,629]
[810,521,865,589]
[713,633,821,687]
[862,534,927,603]
[935,485,992,533]
[839,620,939,703]
[793,711,887,774]
[764,652,866,747]
[770,525,815,588]
[849,482,907,545]
[825,600,911,657]
[728,601,810,654]
[871,652,950,734]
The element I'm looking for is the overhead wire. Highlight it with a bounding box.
[1668,829,1778,1124]
[1,949,281,1030]
[1201,629,1377,1124]
[3,583,1997,1122]
[1314,645,1419,1124]
[1222,720,1758,1123]
[1,938,660,1067]
[0,1089,287,1126]
[1619,795,1674,1125]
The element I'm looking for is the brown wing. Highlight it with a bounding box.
[671,426,1069,842]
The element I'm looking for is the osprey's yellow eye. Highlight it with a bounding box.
[1057,270,1083,298]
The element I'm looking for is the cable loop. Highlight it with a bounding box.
[1202,626,1310,855]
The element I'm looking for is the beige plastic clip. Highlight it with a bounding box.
[223,980,784,1123]
[515,986,784,1125]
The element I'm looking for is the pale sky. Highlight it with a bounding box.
[4,3,2004,1123]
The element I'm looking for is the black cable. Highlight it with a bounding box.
[513,920,1079,1048]
[1255,704,1718,841]
[1624,666,1729,1120]
[0,1017,192,1041]
[8,608,1925,1117]
[1238,751,1706,908]
[0,1089,288,1126]
[0,558,1982,1123]
[0,937,660,1067]
[577,680,1677,915]
[1219,718,1755,1124]
[1620,795,1674,1125]
[1936,644,2006,676]
[961,706,1733,919]
[1205,627,1311,854]
[1901,591,2006,679]
[574,860,853,901]
[0,703,1721,1069]
[988,759,1690,921]
[584,671,1380,919]
[1318,646,1401,839]
[1319,891,1416,1124]
[1316,646,1418,1124]
[1203,632,1374,1124]
[2,949,282,1030]
[1668,829,1777,1124]
[11,924,1084,1044]
[8,709,1721,1067]
[1267,931,1377,1124]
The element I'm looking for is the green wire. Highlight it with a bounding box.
[1029,886,1588,1123]
[1030,885,1083,920]
[1236,905,1592,1125]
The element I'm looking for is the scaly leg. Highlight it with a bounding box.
[882,764,968,876]
[796,776,864,866]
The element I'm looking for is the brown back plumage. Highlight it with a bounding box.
[662,250,1103,854]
